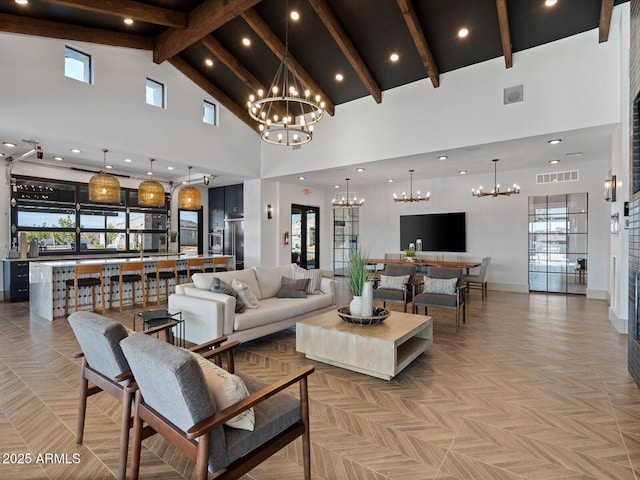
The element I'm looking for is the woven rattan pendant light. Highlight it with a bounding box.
[88,148,121,203]
[177,166,201,210]
[138,158,165,207]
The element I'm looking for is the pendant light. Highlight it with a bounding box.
[178,166,201,210]
[472,158,520,198]
[88,148,121,203]
[138,158,165,207]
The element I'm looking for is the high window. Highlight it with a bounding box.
[203,100,217,125]
[64,46,91,84]
[146,78,165,108]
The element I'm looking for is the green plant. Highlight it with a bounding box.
[346,249,370,296]
[404,249,417,258]
[168,231,178,242]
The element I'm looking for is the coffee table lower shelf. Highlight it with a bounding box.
[296,310,433,381]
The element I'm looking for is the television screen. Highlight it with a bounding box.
[400,212,466,252]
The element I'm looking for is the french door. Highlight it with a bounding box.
[528,193,588,294]
[291,204,319,269]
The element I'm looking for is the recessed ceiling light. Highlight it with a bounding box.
[545,0,557,6]
[167,166,174,170]
[242,38,251,46]
[15,0,28,5]
[123,18,134,25]
[0,153,4,157]
[53,156,64,161]
[548,139,561,145]
[105,165,113,169]
[458,28,469,38]
[387,179,394,183]
[356,168,365,172]
[290,11,300,21]
[124,158,132,163]
[3,142,16,148]
[438,155,448,160]
[298,176,305,180]
[335,73,343,81]
[205,58,214,67]
[71,148,81,153]
[390,53,399,62]
[565,152,582,157]
[458,170,468,175]
[334,185,340,189]
[147,171,153,176]
[548,159,560,164]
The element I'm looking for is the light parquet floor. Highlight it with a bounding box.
[1,283,640,479]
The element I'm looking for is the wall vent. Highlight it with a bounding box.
[503,84,524,105]
[536,170,579,184]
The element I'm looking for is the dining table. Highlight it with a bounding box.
[367,258,481,274]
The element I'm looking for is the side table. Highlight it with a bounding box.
[133,309,184,348]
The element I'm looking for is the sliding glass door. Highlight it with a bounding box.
[291,204,319,269]
[528,193,588,294]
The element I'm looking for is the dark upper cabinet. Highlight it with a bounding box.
[224,184,243,218]
[208,187,225,230]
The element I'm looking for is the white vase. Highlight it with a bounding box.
[349,295,363,316]
[361,281,374,317]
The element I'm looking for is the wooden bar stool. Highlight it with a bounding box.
[177,258,205,283]
[65,264,106,315]
[109,262,146,313]
[205,257,230,272]
[146,259,178,305]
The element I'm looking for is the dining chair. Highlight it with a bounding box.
[463,256,491,300]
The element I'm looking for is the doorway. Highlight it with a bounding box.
[178,208,203,255]
[291,204,319,269]
[528,193,588,294]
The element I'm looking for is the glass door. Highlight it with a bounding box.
[178,208,203,255]
[333,208,359,276]
[528,193,587,294]
[291,204,319,269]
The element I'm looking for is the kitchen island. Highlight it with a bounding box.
[28,254,234,320]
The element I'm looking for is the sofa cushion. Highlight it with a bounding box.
[191,352,255,431]
[232,279,260,309]
[291,265,322,294]
[234,294,333,331]
[253,265,294,299]
[210,277,246,313]
[276,277,309,298]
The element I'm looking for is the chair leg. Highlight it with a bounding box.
[118,388,132,480]
[195,434,210,480]
[65,284,70,316]
[76,364,89,444]
[301,376,311,480]
[130,394,143,480]
[119,281,124,313]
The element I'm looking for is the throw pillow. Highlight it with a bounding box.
[292,264,322,294]
[231,278,260,309]
[210,277,246,313]
[276,277,309,298]
[379,274,410,290]
[191,353,255,431]
[423,277,458,295]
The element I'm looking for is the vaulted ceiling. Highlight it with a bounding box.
[0,0,628,134]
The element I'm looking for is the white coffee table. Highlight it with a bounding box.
[296,310,433,380]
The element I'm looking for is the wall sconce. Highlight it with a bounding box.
[267,204,273,219]
[604,171,617,202]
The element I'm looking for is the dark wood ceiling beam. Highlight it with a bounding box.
[39,0,186,28]
[396,0,439,88]
[308,0,382,104]
[154,0,261,64]
[201,35,263,92]
[0,12,152,49]
[169,56,255,131]
[241,8,335,116]
[495,0,512,68]
[599,0,614,43]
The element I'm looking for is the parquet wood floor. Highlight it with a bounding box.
[1,282,639,479]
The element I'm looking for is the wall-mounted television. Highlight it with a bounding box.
[400,212,466,252]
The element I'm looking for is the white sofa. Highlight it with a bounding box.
[168,264,336,344]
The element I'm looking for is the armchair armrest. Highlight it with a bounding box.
[186,365,315,440]
[188,336,228,353]
[200,340,241,373]
[142,321,178,343]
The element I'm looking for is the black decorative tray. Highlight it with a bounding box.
[337,306,390,326]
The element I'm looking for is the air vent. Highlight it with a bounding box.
[536,170,579,184]
[503,84,524,105]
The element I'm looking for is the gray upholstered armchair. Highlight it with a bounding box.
[373,263,418,312]
[120,333,314,480]
[413,267,466,333]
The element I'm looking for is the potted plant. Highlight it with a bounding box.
[346,249,373,316]
[168,231,178,253]
[404,249,417,262]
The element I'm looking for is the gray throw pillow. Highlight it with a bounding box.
[276,277,309,298]
[210,277,246,313]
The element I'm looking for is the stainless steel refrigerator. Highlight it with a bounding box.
[224,217,244,270]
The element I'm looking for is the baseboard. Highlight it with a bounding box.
[587,289,608,300]
[608,306,628,334]
[488,282,529,294]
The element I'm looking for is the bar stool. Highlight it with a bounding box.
[146,259,178,305]
[205,257,230,273]
[65,264,106,315]
[109,262,146,313]
[177,258,205,283]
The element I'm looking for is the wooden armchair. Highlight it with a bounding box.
[120,333,314,480]
[373,263,418,312]
[413,267,466,333]
[68,311,233,480]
